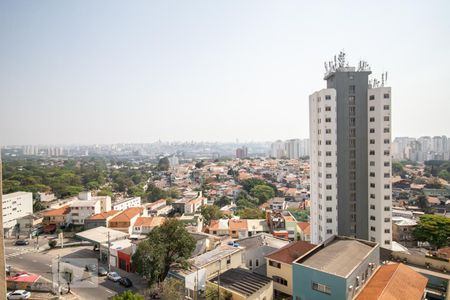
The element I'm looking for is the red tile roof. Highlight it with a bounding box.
[88,210,120,220]
[266,241,316,264]
[110,207,143,223]
[356,263,427,300]
[134,216,165,227]
[43,205,70,217]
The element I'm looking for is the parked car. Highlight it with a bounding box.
[107,272,121,282]
[85,264,97,273]
[15,240,29,246]
[119,277,133,287]
[98,266,108,276]
[7,290,31,299]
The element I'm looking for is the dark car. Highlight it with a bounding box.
[15,240,29,246]
[119,277,133,287]
[85,264,97,273]
[97,266,107,276]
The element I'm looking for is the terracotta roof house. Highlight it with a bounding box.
[108,207,143,234]
[229,219,248,239]
[84,210,121,230]
[266,241,316,298]
[42,205,70,226]
[132,216,165,235]
[355,263,428,300]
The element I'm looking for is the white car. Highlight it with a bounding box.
[7,290,31,299]
[107,271,121,282]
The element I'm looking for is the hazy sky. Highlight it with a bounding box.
[1,0,449,145]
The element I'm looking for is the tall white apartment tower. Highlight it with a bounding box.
[309,52,392,248]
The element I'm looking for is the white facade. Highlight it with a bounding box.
[367,87,392,247]
[70,200,102,225]
[2,192,33,231]
[112,197,141,211]
[309,89,338,244]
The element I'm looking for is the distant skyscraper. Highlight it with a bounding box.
[309,52,392,248]
[236,146,248,159]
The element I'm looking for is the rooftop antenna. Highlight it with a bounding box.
[324,62,328,73]
[381,73,385,86]
[385,72,388,83]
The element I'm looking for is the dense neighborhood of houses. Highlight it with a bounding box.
[3,158,450,299]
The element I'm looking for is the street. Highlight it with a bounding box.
[5,239,148,300]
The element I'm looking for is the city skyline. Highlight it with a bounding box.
[1,0,450,145]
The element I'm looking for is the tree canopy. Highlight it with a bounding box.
[132,219,196,286]
[200,205,223,225]
[158,157,170,171]
[413,214,450,249]
[250,185,275,204]
[111,291,144,300]
[236,208,266,219]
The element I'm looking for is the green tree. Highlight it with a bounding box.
[215,196,231,208]
[111,291,144,300]
[158,157,170,171]
[236,208,265,219]
[48,240,57,248]
[413,214,450,249]
[200,205,223,225]
[250,185,275,204]
[146,183,167,202]
[195,160,205,169]
[132,219,196,286]
[392,162,406,177]
[97,187,113,198]
[235,190,258,209]
[159,278,184,300]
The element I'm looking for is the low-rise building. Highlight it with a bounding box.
[229,219,248,239]
[293,236,379,300]
[355,263,428,300]
[209,268,273,300]
[392,217,417,247]
[109,207,144,234]
[2,192,33,236]
[132,216,165,235]
[207,219,230,236]
[42,205,71,228]
[237,233,290,275]
[112,197,141,211]
[265,241,316,298]
[84,210,121,230]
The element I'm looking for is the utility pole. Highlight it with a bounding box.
[107,231,111,273]
[57,254,61,299]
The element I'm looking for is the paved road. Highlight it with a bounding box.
[6,242,147,300]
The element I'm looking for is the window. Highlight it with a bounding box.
[384,93,390,99]
[325,95,331,100]
[325,106,331,111]
[369,106,375,111]
[326,151,332,156]
[384,195,390,200]
[226,256,231,265]
[384,217,390,222]
[370,183,375,188]
[384,184,390,189]
[326,196,332,201]
[349,128,356,137]
[350,150,356,158]
[326,229,333,234]
[370,226,376,231]
[326,207,332,212]
[349,96,356,104]
[326,218,332,223]
[384,139,390,144]
[384,105,390,110]
[255,259,259,267]
[385,240,391,245]
[384,116,390,121]
[384,173,390,178]
[369,95,375,100]
[370,117,375,122]
[384,128,390,133]
[370,205,375,210]
[312,282,331,295]
[325,118,331,123]
[326,163,332,168]
[249,260,252,267]
[370,139,375,144]
[326,140,332,145]
[349,118,356,126]
[326,129,331,134]
[349,106,356,116]
[384,150,390,155]
[384,207,390,211]
[326,174,332,179]
[370,194,375,199]
[273,276,288,286]
[370,216,376,221]
[370,128,375,133]
[384,229,390,233]
[349,139,356,147]
[370,150,375,155]
[326,185,332,190]
[370,161,375,166]
[269,260,281,268]
[349,85,356,93]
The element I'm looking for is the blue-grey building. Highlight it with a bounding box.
[292,236,379,300]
